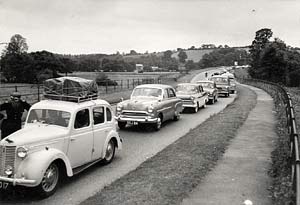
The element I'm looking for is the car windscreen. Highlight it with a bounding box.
[27,109,71,127]
[211,77,228,84]
[131,88,162,98]
[198,82,214,89]
[176,85,198,94]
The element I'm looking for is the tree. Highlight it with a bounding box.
[185,60,198,71]
[178,50,188,64]
[163,50,173,60]
[1,53,33,82]
[129,50,138,55]
[5,34,28,55]
[29,51,64,83]
[249,28,273,76]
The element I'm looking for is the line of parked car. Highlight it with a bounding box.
[0,72,236,198]
[115,70,236,131]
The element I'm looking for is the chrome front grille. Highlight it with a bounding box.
[0,146,16,176]
[122,111,148,117]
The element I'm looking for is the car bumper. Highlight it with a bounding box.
[0,176,36,186]
[182,103,197,108]
[115,116,158,123]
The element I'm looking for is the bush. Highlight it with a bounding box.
[95,72,117,86]
[288,69,300,87]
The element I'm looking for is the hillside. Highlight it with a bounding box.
[171,49,216,62]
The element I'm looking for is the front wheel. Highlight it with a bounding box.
[154,115,162,131]
[103,139,116,165]
[194,104,199,113]
[173,110,181,120]
[35,163,60,198]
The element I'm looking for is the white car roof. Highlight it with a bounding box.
[31,99,110,113]
[135,84,173,89]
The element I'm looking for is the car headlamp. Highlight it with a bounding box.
[116,104,123,112]
[148,105,154,113]
[17,146,28,159]
[5,165,13,176]
[190,96,195,100]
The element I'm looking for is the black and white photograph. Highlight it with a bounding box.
[0,0,300,204]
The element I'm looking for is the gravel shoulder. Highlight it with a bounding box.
[81,85,257,205]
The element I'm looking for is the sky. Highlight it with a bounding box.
[0,0,300,55]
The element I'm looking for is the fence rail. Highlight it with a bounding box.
[238,78,300,204]
[0,77,176,104]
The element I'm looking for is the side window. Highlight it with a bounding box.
[199,86,203,93]
[74,109,90,129]
[168,88,176,98]
[93,107,104,125]
[163,89,169,99]
[106,107,112,121]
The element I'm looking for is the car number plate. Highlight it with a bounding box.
[0,181,9,189]
[129,121,138,125]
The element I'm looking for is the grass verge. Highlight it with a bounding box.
[80,85,257,205]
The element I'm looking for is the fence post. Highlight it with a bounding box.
[37,83,40,102]
[132,79,135,88]
[106,81,108,94]
[15,85,18,92]
[127,79,129,89]
[121,80,123,90]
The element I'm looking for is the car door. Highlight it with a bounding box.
[92,106,113,160]
[167,88,178,120]
[159,89,172,120]
[68,108,94,168]
[199,85,207,106]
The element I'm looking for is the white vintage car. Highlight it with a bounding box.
[0,97,122,198]
[175,83,208,113]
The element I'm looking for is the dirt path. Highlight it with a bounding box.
[181,85,275,205]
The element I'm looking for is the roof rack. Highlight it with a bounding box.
[44,93,98,103]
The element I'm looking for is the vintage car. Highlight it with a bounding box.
[196,80,219,104]
[115,84,183,131]
[209,75,231,97]
[221,72,236,94]
[175,83,208,113]
[0,96,122,198]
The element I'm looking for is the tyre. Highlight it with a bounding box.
[194,103,199,113]
[36,162,60,198]
[102,139,116,165]
[154,115,162,131]
[202,102,206,109]
[210,97,215,104]
[118,121,126,130]
[173,110,181,121]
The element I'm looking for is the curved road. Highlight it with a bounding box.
[1,68,236,205]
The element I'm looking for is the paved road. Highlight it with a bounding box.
[1,68,236,205]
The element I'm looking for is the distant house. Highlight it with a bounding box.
[135,64,144,73]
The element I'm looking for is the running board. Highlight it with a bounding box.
[72,158,103,175]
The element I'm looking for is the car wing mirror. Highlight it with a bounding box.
[120,97,124,102]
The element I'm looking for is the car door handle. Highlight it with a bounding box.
[70,137,76,141]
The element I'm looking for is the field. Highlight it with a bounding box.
[0,71,182,104]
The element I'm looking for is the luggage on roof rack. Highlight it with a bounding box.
[43,77,98,102]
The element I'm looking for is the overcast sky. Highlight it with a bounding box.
[1,0,300,54]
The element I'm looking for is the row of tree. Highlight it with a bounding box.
[0,35,73,83]
[248,28,300,87]
[198,48,250,68]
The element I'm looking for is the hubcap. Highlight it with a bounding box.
[41,164,59,192]
[105,141,114,161]
[157,117,162,129]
